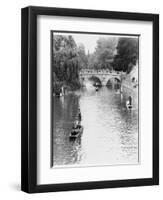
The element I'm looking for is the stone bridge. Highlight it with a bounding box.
[79,68,124,86]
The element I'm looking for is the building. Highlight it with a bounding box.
[121,62,138,108]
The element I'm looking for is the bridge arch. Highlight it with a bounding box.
[88,76,102,86]
[106,77,121,84]
[106,77,121,88]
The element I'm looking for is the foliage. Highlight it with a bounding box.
[53,35,86,90]
[76,44,88,69]
[87,53,98,69]
[88,37,117,69]
[112,37,138,73]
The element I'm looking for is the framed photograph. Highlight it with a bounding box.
[21,6,159,193]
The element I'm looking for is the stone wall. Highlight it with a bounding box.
[121,64,139,108]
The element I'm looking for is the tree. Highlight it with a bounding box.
[77,44,88,69]
[113,37,138,73]
[88,37,117,69]
[87,53,98,69]
[52,35,80,90]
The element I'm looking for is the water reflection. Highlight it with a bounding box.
[52,86,138,167]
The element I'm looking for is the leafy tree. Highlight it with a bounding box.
[77,44,88,69]
[96,37,117,52]
[52,35,80,90]
[88,37,117,69]
[113,37,138,73]
[87,53,98,69]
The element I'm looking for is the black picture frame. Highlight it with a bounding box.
[21,6,159,193]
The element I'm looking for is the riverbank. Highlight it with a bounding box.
[53,71,81,94]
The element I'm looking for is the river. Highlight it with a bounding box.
[52,84,139,167]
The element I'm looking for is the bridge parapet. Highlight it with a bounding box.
[79,69,125,75]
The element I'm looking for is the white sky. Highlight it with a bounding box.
[53,32,138,54]
[73,34,99,53]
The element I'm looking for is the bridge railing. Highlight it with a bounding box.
[79,69,124,75]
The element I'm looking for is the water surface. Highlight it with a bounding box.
[52,86,138,167]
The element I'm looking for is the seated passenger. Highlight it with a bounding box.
[71,130,78,135]
[76,124,81,129]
